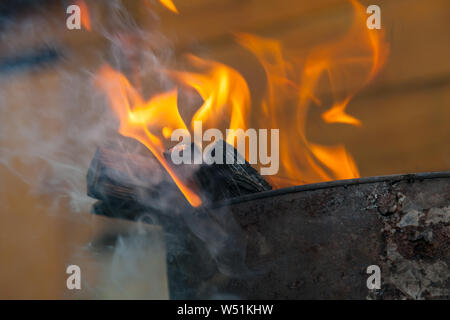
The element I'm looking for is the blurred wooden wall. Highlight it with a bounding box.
[0,0,449,299]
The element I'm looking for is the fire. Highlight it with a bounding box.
[159,0,179,14]
[95,0,388,205]
[310,0,388,126]
[95,65,201,207]
[168,55,251,148]
[235,0,388,187]
[76,0,91,31]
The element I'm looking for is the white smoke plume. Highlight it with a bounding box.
[0,0,254,299]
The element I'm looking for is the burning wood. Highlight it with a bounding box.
[87,136,271,219]
[94,0,389,200]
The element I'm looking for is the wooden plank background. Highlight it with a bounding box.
[0,0,449,298]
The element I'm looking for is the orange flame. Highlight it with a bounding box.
[168,55,251,147]
[159,0,178,14]
[95,0,388,205]
[76,0,91,31]
[235,0,388,187]
[95,65,201,207]
[307,0,388,126]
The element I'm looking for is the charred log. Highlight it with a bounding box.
[86,136,271,219]
[163,140,272,203]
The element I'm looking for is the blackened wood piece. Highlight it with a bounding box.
[87,137,271,218]
[165,140,271,203]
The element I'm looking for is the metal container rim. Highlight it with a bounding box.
[209,171,450,209]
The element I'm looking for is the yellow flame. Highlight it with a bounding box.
[159,0,178,14]
[168,55,251,147]
[95,65,201,207]
[95,0,389,204]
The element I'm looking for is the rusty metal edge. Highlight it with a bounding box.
[208,171,450,209]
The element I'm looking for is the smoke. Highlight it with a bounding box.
[0,1,169,212]
[0,60,115,213]
[0,0,255,299]
[93,2,257,295]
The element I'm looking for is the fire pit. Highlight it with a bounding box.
[219,171,449,299]
[87,160,449,299]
